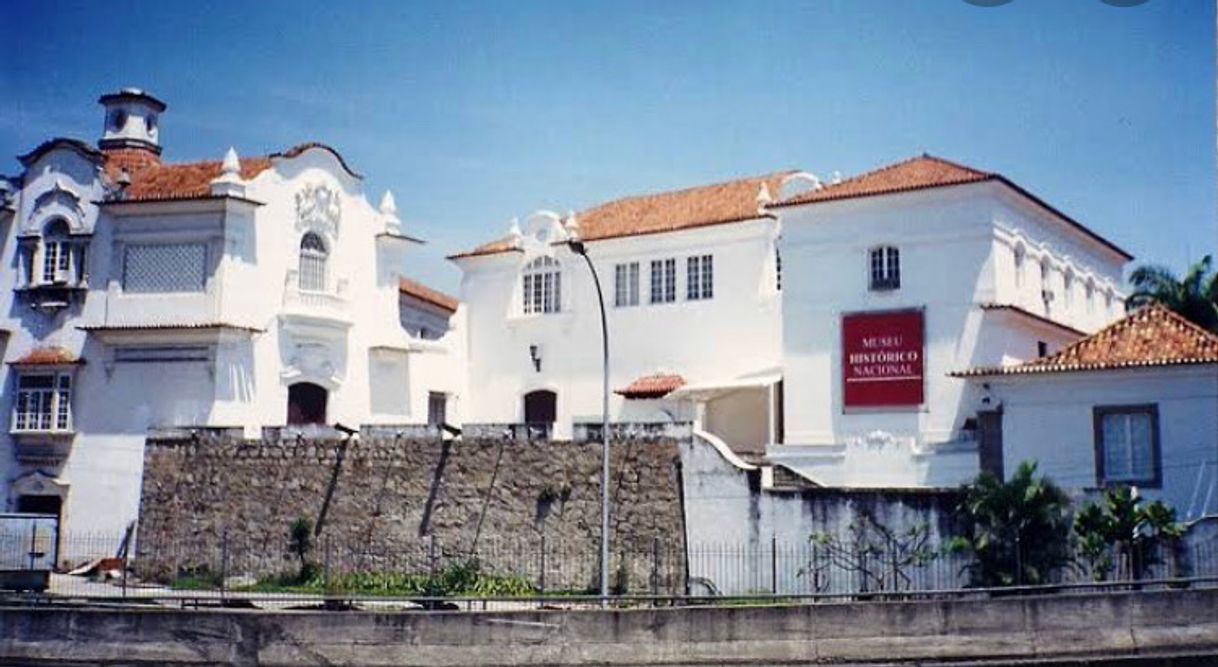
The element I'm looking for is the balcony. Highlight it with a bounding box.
[280,270,352,335]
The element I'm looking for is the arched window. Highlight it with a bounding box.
[522,256,561,314]
[1085,279,1096,313]
[868,246,900,291]
[298,232,328,292]
[42,220,72,284]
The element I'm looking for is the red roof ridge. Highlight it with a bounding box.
[451,170,792,260]
[399,277,459,313]
[588,169,798,208]
[953,304,1218,377]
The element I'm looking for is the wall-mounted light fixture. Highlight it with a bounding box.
[529,344,542,372]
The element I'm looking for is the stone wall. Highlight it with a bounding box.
[136,423,689,593]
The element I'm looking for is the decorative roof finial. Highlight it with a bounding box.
[221,147,240,175]
[379,190,397,216]
[756,182,773,213]
[563,209,579,238]
[210,147,246,197]
[507,217,523,249]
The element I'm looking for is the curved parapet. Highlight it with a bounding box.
[692,428,758,472]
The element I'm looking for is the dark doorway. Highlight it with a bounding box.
[523,390,557,430]
[16,494,61,517]
[978,409,1004,479]
[287,382,328,425]
[427,392,447,426]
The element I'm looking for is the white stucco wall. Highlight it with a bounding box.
[989,365,1218,521]
[774,182,1129,488]
[0,133,462,545]
[455,218,782,440]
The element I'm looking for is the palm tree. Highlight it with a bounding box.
[952,462,1072,587]
[1126,255,1218,333]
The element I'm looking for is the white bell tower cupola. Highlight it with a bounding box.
[98,88,167,155]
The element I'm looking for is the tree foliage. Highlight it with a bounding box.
[951,462,1071,587]
[802,511,938,594]
[1126,255,1218,332]
[1073,486,1183,581]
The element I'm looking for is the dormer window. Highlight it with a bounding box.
[298,232,328,292]
[522,256,561,315]
[869,246,900,291]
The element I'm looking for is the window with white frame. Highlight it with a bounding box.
[1063,270,1075,309]
[522,256,561,314]
[12,371,72,433]
[1085,280,1095,313]
[614,262,639,307]
[298,232,329,292]
[869,246,900,291]
[1094,405,1160,487]
[41,220,72,285]
[650,258,676,304]
[123,243,207,293]
[686,254,713,300]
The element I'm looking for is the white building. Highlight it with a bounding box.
[450,174,787,455]
[768,155,1131,488]
[0,89,463,547]
[455,155,1136,491]
[954,304,1218,520]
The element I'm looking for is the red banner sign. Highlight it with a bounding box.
[842,310,924,408]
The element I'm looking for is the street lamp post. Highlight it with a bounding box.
[567,238,610,603]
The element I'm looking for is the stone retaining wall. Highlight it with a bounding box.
[136,423,689,592]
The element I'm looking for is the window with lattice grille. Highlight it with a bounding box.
[123,243,207,293]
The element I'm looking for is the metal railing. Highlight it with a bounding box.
[3,531,1216,611]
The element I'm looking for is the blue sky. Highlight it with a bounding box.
[2,0,1212,292]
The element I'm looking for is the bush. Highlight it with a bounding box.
[952,461,1071,587]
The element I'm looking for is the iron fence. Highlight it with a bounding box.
[3,530,1217,609]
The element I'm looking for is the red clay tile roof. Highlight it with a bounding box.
[770,154,1133,261]
[9,346,82,366]
[615,373,686,399]
[451,171,792,260]
[773,155,991,207]
[103,151,273,201]
[399,278,459,313]
[953,305,1218,377]
[98,142,359,202]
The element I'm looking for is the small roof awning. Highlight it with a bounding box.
[8,346,84,368]
[666,369,782,401]
[615,373,686,399]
